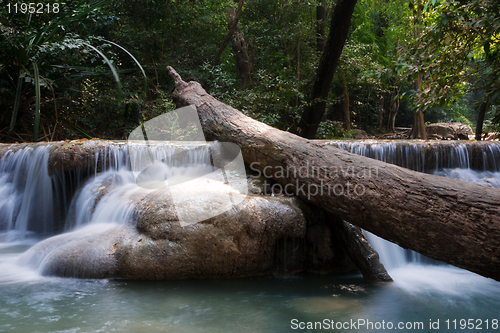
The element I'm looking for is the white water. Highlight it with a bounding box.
[1,141,500,332]
[330,140,500,172]
[331,141,500,296]
[0,146,55,241]
[0,142,249,276]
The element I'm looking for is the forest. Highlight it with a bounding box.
[1,0,499,142]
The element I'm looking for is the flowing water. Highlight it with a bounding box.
[1,141,500,332]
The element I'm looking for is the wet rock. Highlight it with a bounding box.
[20,187,357,279]
[427,134,442,140]
[114,190,356,279]
[18,223,128,279]
[484,132,500,141]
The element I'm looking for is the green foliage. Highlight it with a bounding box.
[204,65,306,130]
[316,121,355,139]
[0,0,154,141]
[2,0,496,141]
[403,0,500,114]
[0,0,122,140]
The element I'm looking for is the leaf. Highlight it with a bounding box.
[82,42,123,103]
[441,14,450,25]
[7,74,23,140]
[32,62,41,142]
[99,38,148,95]
[423,0,431,12]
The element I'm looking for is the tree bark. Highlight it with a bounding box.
[378,96,384,132]
[385,89,399,132]
[410,109,427,139]
[410,1,427,140]
[475,101,488,141]
[342,73,351,131]
[227,7,252,88]
[295,0,358,139]
[167,66,500,281]
[316,2,327,53]
[214,0,245,66]
[330,216,392,283]
[410,71,427,139]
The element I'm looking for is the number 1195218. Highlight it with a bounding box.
[7,2,60,14]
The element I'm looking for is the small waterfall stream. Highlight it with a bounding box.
[0,143,213,242]
[1,140,500,271]
[0,146,56,242]
[328,140,500,172]
[330,140,500,271]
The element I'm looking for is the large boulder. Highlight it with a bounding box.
[19,187,356,279]
[426,122,473,140]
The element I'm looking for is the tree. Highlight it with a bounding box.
[227,4,253,88]
[295,0,358,139]
[409,0,427,139]
[168,66,500,281]
[406,0,500,139]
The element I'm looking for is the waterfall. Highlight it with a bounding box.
[2,140,499,274]
[0,146,55,241]
[330,140,500,270]
[0,143,212,242]
[328,140,500,172]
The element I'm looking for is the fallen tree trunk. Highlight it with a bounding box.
[167,66,500,281]
[330,216,393,283]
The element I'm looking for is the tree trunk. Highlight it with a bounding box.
[227,7,252,88]
[410,72,427,139]
[386,89,399,132]
[378,96,384,132]
[410,1,427,139]
[295,0,358,139]
[167,66,500,281]
[410,110,427,139]
[214,0,245,65]
[342,74,351,131]
[316,2,327,53]
[330,216,392,283]
[475,101,488,141]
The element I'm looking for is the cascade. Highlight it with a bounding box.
[0,143,212,242]
[1,140,500,274]
[331,140,500,270]
[0,146,55,241]
[328,140,500,172]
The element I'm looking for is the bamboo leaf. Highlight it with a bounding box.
[83,42,123,103]
[33,62,41,142]
[99,38,148,95]
[7,74,23,140]
[61,118,93,139]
